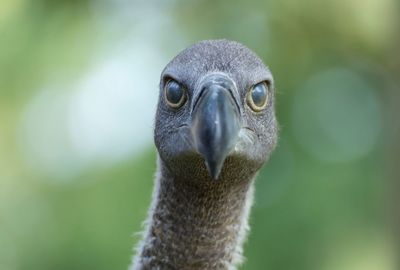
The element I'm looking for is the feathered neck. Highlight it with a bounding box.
[132,157,256,269]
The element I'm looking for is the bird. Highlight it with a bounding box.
[130,39,278,270]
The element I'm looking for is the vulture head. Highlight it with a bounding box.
[154,39,278,183]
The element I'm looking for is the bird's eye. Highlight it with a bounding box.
[164,79,187,108]
[246,82,269,112]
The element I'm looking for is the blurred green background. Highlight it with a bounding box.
[1,0,399,269]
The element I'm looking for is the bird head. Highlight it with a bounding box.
[154,40,278,182]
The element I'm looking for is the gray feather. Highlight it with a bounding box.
[131,39,278,270]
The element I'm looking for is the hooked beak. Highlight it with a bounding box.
[190,75,242,179]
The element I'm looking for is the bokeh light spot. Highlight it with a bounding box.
[291,68,383,162]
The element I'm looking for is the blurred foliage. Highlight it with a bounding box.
[0,0,399,270]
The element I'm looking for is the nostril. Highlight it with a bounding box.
[192,86,207,113]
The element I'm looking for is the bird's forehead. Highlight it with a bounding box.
[161,40,272,89]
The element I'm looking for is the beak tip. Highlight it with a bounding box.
[205,159,223,180]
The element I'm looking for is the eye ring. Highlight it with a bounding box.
[246,81,270,112]
[164,79,187,109]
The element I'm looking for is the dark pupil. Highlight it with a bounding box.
[251,83,267,107]
[166,81,183,104]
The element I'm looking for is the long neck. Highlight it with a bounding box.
[132,159,256,270]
